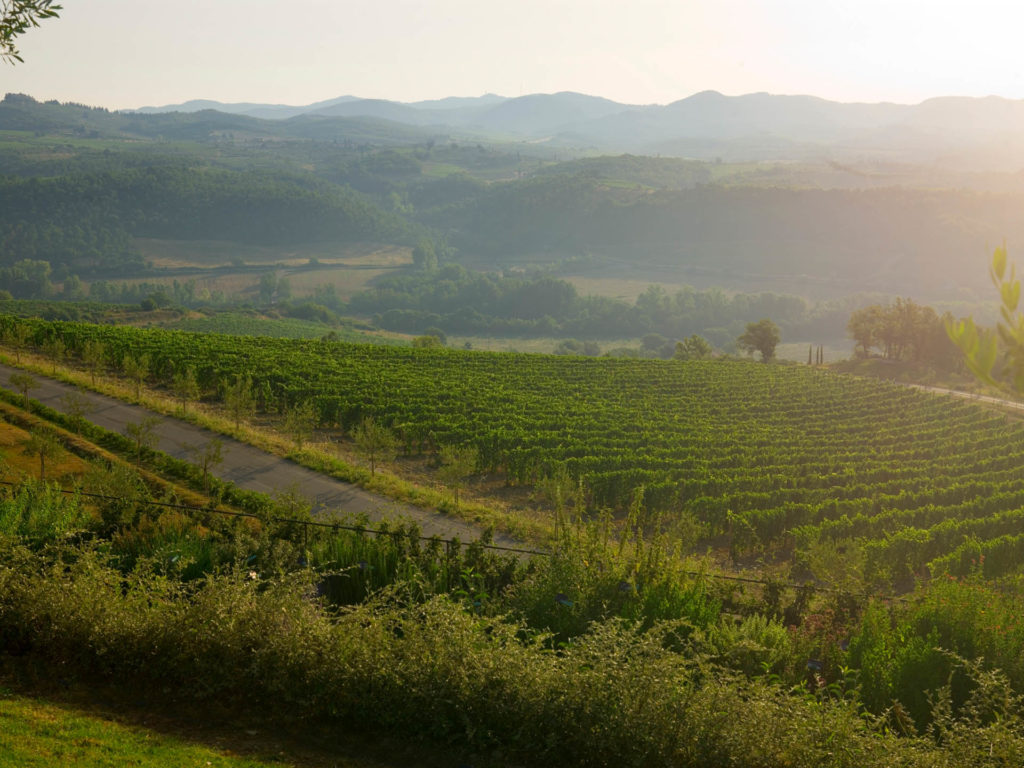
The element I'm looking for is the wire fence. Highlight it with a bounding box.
[0,478,549,556]
[0,478,915,602]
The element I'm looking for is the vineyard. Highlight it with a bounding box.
[163,312,398,343]
[6,314,1024,587]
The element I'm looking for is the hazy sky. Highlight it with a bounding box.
[5,0,1024,110]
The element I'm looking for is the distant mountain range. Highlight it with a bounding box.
[131,90,1024,167]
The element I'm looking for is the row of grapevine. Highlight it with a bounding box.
[5,314,1024,584]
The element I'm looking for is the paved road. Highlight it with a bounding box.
[902,381,1024,411]
[0,362,519,547]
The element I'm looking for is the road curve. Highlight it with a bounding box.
[0,362,519,547]
[901,381,1024,411]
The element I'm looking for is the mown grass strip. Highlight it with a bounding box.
[0,689,297,768]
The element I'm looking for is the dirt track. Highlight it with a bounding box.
[0,362,518,546]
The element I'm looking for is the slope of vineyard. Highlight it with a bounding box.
[9,315,1024,587]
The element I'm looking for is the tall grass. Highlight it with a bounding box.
[0,480,92,546]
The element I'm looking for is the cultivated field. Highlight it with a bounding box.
[14,316,1024,589]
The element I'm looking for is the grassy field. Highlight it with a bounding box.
[445,334,586,353]
[562,274,684,302]
[135,239,412,270]
[157,312,408,345]
[0,675,458,768]
[0,691,295,768]
[775,340,852,364]
[0,419,92,484]
[93,240,412,305]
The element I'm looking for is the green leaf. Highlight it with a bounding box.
[992,246,1008,283]
[1001,279,1021,313]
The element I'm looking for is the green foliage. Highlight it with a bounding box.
[436,444,478,509]
[171,364,200,410]
[701,612,793,677]
[411,334,443,348]
[850,297,959,369]
[12,314,1024,582]
[737,317,781,361]
[948,246,1024,393]
[674,333,713,360]
[2,320,31,361]
[221,373,255,430]
[183,438,223,494]
[0,258,53,299]
[532,153,712,189]
[282,400,316,449]
[0,534,1002,768]
[59,389,92,433]
[121,352,149,399]
[351,416,397,475]
[42,333,64,373]
[123,415,160,466]
[8,370,36,405]
[353,266,830,343]
[80,338,105,384]
[510,510,721,645]
[849,578,1024,730]
[411,237,438,270]
[165,312,395,344]
[0,163,411,276]
[0,479,88,544]
[0,396,1023,764]
[21,429,62,480]
[0,1,60,64]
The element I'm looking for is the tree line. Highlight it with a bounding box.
[350,263,847,348]
[847,297,961,369]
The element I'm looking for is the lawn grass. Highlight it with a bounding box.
[0,674,457,768]
[0,692,293,768]
[446,334,640,355]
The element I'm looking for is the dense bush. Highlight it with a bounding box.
[3,538,1009,768]
[3,470,1024,764]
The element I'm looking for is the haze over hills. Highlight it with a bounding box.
[7,89,1024,312]
[131,89,1024,167]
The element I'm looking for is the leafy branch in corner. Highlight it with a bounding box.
[947,245,1024,394]
[1,1,62,64]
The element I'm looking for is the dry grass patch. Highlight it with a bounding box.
[134,239,411,269]
[0,420,92,483]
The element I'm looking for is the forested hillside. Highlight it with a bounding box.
[428,180,1022,299]
[0,164,412,281]
[0,92,441,144]
[3,91,1022,310]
